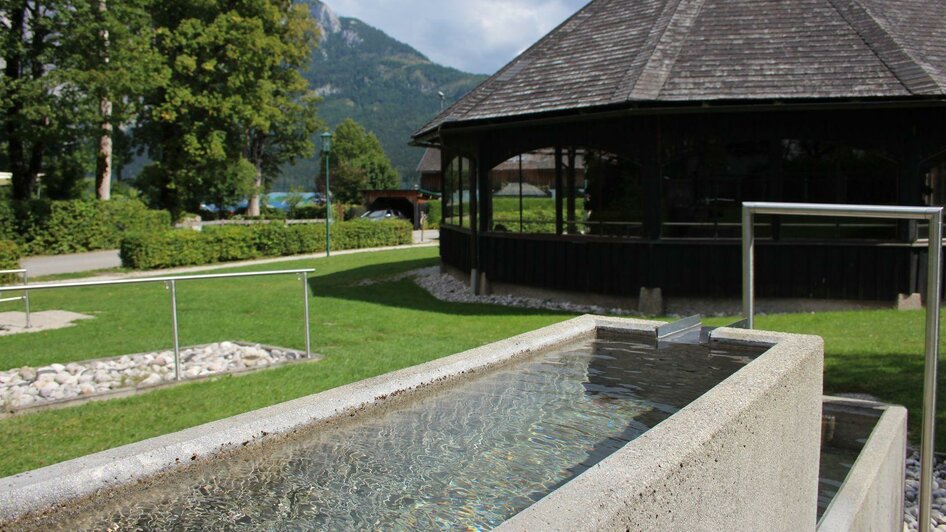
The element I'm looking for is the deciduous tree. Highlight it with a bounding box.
[140,0,321,215]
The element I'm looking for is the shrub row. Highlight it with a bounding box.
[120,219,413,269]
[0,199,172,255]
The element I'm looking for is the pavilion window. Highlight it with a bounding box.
[442,156,473,228]
[488,149,558,233]
[779,140,899,240]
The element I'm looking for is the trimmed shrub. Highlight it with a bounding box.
[424,201,441,229]
[120,220,412,269]
[334,219,412,248]
[120,231,211,270]
[3,199,171,255]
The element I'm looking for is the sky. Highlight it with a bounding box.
[327,0,590,74]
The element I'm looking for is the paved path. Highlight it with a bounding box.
[16,229,438,278]
[20,250,122,277]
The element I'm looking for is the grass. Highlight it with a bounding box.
[0,246,941,477]
[0,247,572,476]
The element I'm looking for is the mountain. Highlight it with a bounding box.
[276,1,487,191]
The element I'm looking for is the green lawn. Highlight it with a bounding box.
[0,246,940,477]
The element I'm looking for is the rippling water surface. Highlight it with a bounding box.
[52,333,764,530]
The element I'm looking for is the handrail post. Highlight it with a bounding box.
[22,270,30,329]
[742,206,754,329]
[741,202,942,532]
[920,210,942,532]
[301,271,311,357]
[166,280,181,381]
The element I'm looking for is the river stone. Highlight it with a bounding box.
[17,367,36,381]
[139,374,163,387]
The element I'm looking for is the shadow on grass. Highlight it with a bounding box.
[308,258,573,318]
[824,349,946,445]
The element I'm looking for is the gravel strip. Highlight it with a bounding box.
[905,447,946,531]
[0,342,310,411]
[408,266,639,316]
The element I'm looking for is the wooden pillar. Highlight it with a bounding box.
[567,147,577,234]
[555,146,564,235]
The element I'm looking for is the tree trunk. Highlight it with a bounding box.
[5,2,31,200]
[95,0,112,200]
[247,164,263,217]
[96,96,113,200]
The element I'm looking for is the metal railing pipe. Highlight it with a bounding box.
[0,268,315,382]
[0,269,316,294]
[922,210,942,532]
[166,280,181,381]
[301,271,311,357]
[741,201,942,532]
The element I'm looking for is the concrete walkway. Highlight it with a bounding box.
[17,229,439,278]
[20,250,122,277]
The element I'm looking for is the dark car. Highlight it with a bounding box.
[360,209,406,221]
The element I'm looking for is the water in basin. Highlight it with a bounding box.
[44,331,765,530]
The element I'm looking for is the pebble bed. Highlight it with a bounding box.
[408,267,638,316]
[905,447,946,531]
[0,342,308,411]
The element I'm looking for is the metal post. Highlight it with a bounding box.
[920,210,942,532]
[325,156,332,257]
[301,271,311,357]
[742,206,754,329]
[166,280,181,381]
[740,202,943,532]
[22,270,30,329]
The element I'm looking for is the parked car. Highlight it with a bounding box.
[360,209,406,221]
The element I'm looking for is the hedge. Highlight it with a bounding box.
[1,199,172,255]
[120,219,413,269]
[424,201,441,229]
[0,240,19,271]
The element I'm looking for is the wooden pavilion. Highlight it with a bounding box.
[411,0,946,304]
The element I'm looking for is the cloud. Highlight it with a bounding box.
[326,0,589,74]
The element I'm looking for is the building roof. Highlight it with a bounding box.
[414,0,946,140]
[416,148,442,173]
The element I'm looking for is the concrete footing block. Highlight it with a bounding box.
[638,287,664,316]
[896,293,922,310]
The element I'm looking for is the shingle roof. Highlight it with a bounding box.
[414,0,946,139]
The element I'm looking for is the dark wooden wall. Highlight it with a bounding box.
[441,226,923,300]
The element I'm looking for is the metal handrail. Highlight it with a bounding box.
[0,269,30,328]
[741,201,942,532]
[0,268,315,381]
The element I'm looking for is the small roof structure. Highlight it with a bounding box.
[416,148,442,174]
[414,0,946,141]
[494,183,548,197]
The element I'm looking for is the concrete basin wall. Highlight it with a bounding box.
[0,315,659,523]
[0,316,824,529]
[817,397,907,532]
[499,327,825,532]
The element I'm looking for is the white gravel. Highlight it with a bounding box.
[406,266,639,316]
[0,342,310,411]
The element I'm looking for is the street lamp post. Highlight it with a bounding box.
[321,131,332,257]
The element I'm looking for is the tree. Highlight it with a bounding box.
[60,0,166,200]
[139,0,321,215]
[1,0,65,199]
[0,0,164,201]
[323,118,398,203]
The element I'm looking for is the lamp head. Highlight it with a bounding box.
[320,131,332,152]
